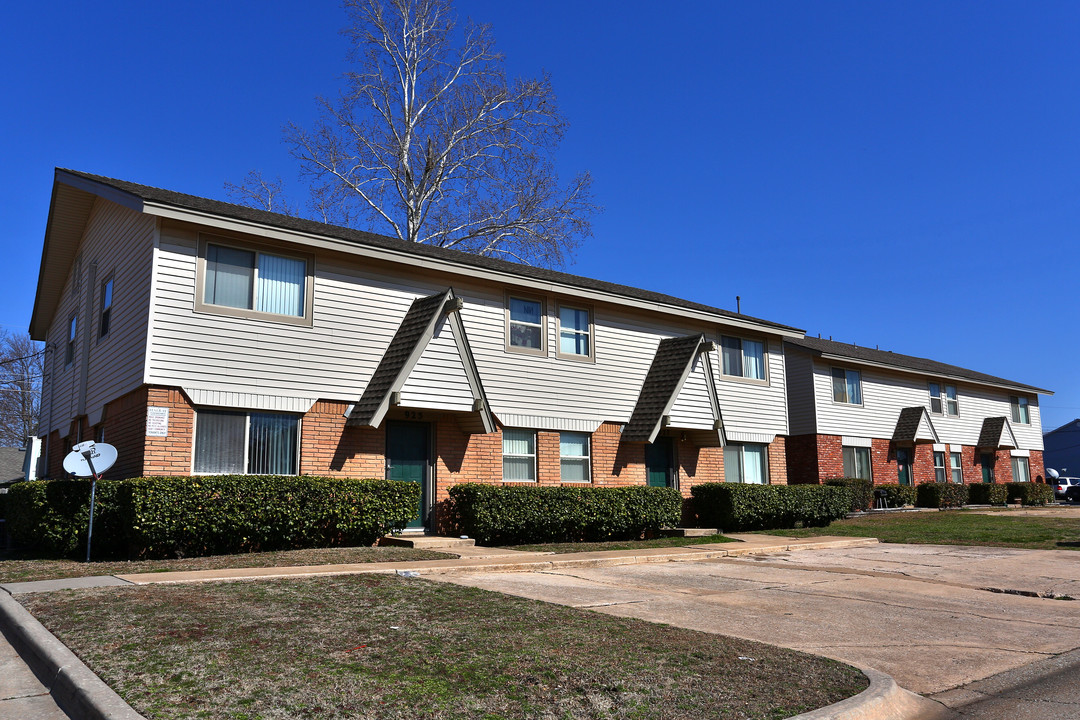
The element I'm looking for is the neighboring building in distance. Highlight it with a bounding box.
[0,447,26,484]
[30,169,802,531]
[1044,419,1080,476]
[784,337,1051,486]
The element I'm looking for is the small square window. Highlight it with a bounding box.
[506,296,544,353]
[557,305,592,359]
[842,446,872,480]
[560,431,590,482]
[832,367,862,405]
[99,277,114,337]
[720,336,766,380]
[502,428,536,481]
[724,443,767,483]
[1010,396,1030,424]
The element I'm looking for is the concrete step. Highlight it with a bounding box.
[659,528,719,537]
[379,535,477,549]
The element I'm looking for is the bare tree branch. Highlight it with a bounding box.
[227,0,598,267]
[0,331,43,447]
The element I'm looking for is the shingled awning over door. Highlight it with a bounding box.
[977,417,1019,450]
[892,406,940,445]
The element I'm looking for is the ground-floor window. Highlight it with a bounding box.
[842,446,872,480]
[950,452,963,483]
[502,428,537,481]
[194,409,300,474]
[559,431,590,482]
[933,451,947,483]
[1011,456,1030,483]
[725,443,767,484]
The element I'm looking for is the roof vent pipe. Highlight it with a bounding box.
[736,296,741,314]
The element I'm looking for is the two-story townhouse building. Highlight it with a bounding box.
[784,337,1051,487]
[30,169,801,531]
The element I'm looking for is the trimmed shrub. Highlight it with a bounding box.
[7,476,420,559]
[449,484,682,545]
[690,483,851,532]
[1006,482,1054,506]
[825,478,874,512]
[967,483,1008,506]
[875,483,916,508]
[915,482,969,509]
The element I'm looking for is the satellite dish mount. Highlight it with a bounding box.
[63,441,118,563]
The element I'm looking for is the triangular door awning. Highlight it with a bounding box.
[347,289,495,433]
[892,406,940,444]
[977,417,1019,450]
[622,334,725,446]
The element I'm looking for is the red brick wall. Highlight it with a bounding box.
[300,401,385,478]
[1030,450,1046,483]
[767,436,788,485]
[141,387,196,476]
[99,386,150,479]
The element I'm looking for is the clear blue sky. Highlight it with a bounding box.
[2,1,1077,433]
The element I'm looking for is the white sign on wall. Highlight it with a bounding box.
[146,406,170,437]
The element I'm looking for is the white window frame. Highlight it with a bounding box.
[65,314,77,367]
[831,367,862,405]
[842,446,872,480]
[501,428,537,482]
[555,302,594,362]
[195,235,314,326]
[98,275,114,339]
[559,431,591,482]
[1011,456,1031,483]
[933,451,947,483]
[504,293,546,356]
[724,443,768,484]
[949,451,963,483]
[720,335,768,382]
[192,409,302,475]
[1010,396,1030,425]
[929,382,958,417]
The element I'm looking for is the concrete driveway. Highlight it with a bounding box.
[437,543,1080,696]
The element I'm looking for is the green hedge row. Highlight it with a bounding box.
[691,483,851,532]
[7,476,420,559]
[449,484,681,545]
[1006,482,1054,506]
[825,478,874,511]
[874,483,916,508]
[967,483,1009,506]
[915,482,969,509]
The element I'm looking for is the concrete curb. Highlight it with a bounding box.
[0,589,146,720]
[788,665,953,720]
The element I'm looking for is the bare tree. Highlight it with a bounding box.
[0,331,43,448]
[230,0,596,266]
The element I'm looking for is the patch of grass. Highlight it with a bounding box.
[504,534,739,554]
[755,510,1080,550]
[22,575,866,720]
[0,546,454,584]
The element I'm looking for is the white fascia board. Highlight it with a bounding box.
[142,202,803,339]
[815,352,1053,396]
[56,172,145,214]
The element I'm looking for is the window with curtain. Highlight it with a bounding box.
[559,431,590,482]
[933,451,947,483]
[950,452,963,483]
[194,409,299,474]
[1010,396,1030,424]
[720,336,765,380]
[929,383,958,416]
[203,242,306,318]
[832,368,862,404]
[842,446,872,480]
[507,297,543,351]
[502,429,536,481]
[558,306,591,358]
[1011,456,1030,483]
[724,443,767,483]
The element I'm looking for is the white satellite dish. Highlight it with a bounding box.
[63,441,118,477]
[1047,468,1060,480]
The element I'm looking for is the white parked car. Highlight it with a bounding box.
[1053,476,1080,501]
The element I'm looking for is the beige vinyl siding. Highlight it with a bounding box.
[397,315,475,412]
[715,339,789,437]
[811,359,1044,450]
[147,221,791,437]
[39,200,155,435]
[667,354,716,430]
[784,348,817,436]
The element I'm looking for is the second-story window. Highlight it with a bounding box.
[65,315,77,366]
[99,277,114,337]
[831,367,862,405]
[720,336,765,380]
[205,244,306,317]
[557,305,592,359]
[929,382,958,416]
[1011,396,1030,424]
[506,296,544,354]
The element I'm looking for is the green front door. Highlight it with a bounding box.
[897,448,912,486]
[386,421,430,529]
[646,438,674,488]
[981,453,995,483]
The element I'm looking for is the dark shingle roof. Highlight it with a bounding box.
[622,335,705,443]
[977,417,1014,449]
[787,336,1050,394]
[0,447,25,483]
[57,169,801,334]
[348,291,449,426]
[893,407,932,443]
